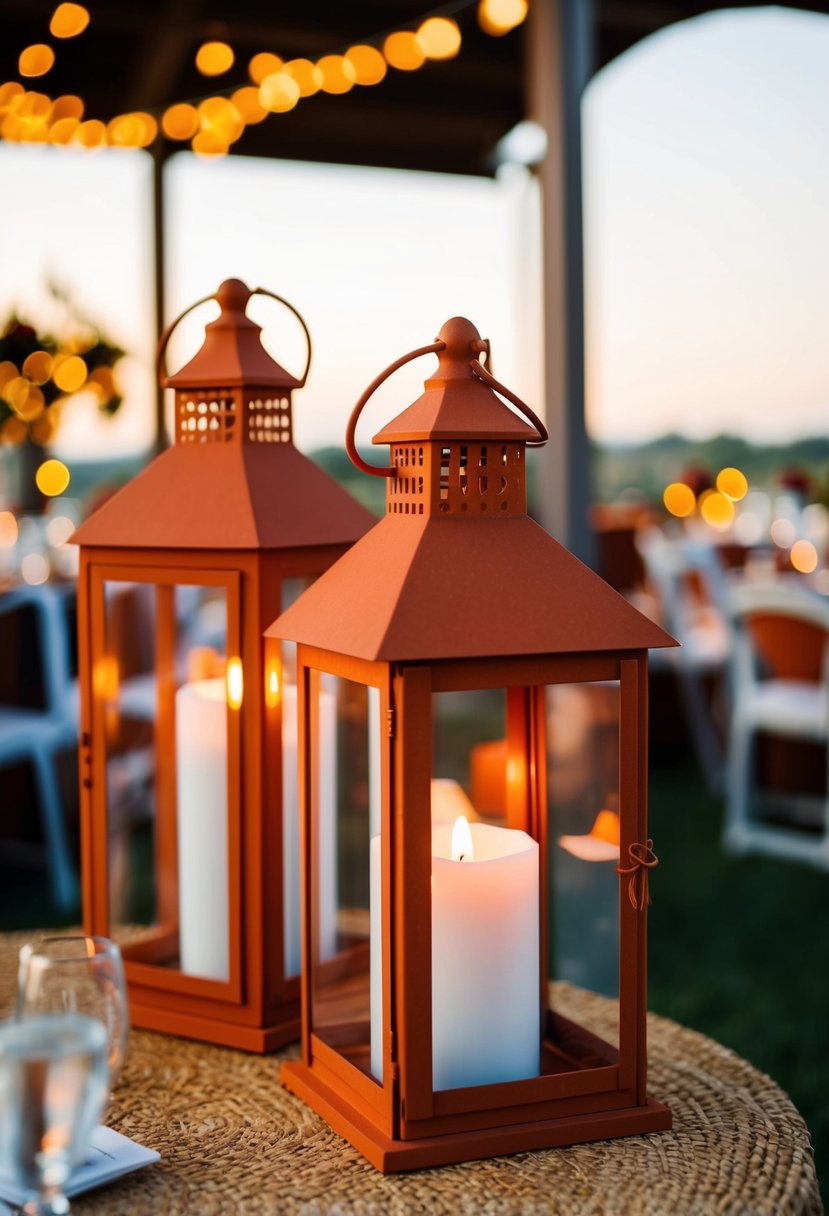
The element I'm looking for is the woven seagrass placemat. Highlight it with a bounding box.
[0,931,820,1215]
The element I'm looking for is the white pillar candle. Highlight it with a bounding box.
[282,682,337,977]
[370,817,540,1090]
[175,678,229,981]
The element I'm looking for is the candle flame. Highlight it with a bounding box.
[265,663,280,708]
[226,657,244,709]
[451,815,474,862]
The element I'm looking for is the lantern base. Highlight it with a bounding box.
[281,1060,672,1173]
[131,1001,300,1053]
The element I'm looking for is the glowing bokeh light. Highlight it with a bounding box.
[663,481,696,518]
[770,518,796,548]
[699,490,735,530]
[416,17,462,59]
[231,86,267,124]
[283,59,323,97]
[2,417,27,445]
[162,103,199,140]
[3,376,32,413]
[316,55,356,95]
[0,82,24,107]
[36,459,71,497]
[191,129,228,158]
[0,362,17,389]
[50,4,90,38]
[15,385,45,421]
[53,354,87,392]
[196,41,235,76]
[21,552,50,586]
[0,511,18,548]
[345,44,387,85]
[248,52,283,84]
[733,511,764,546]
[74,119,107,148]
[478,0,528,36]
[50,94,84,121]
[716,466,748,501]
[259,71,301,112]
[108,112,158,148]
[790,539,818,574]
[19,45,55,78]
[383,31,426,71]
[22,351,52,384]
[45,514,75,548]
[197,97,244,144]
[226,657,244,709]
[49,116,79,144]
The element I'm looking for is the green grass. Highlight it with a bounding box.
[648,759,828,1200]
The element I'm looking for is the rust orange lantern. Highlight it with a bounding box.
[266,318,676,1169]
[73,279,373,1051]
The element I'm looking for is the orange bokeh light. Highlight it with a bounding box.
[383,31,426,71]
[196,41,235,77]
[345,44,387,86]
[663,482,695,518]
[50,4,90,38]
[19,45,55,77]
[790,539,818,574]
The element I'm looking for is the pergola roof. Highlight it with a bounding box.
[5,1,829,177]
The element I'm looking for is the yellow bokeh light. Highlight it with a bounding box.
[316,55,356,95]
[2,416,27,445]
[108,111,158,148]
[0,510,18,548]
[249,52,283,84]
[699,490,735,530]
[345,44,387,86]
[74,119,107,148]
[259,71,301,113]
[231,86,267,124]
[663,482,696,518]
[36,458,71,497]
[478,0,528,36]
[162,102,199,140]
[19,45,56,78]
[191,129,228,158]
[282,59,323,97]
[16,386,45,421]
[0,82,25,108]
[2,376,31,413]
[53,354,87,392]
[21,552,50,586]
[383,31,426,71]
[49,116,79,144]
[15,92,52,119]
[87,366,115,400]
[226,657,244,709]
[790,539,818,574]
[50,3,90,38]
[22,351,53,384]
[50,94,84,122]
[416,17,462,59]
[716,467,748,501]
[197,97,244,144]
[196,41,235,76]
[0,361,19,389]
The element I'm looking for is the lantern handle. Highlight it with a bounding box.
[155,288,313,388]
[252,288,313,388]
[345,341,446,478]
[156,293,215,387]
[469,359,548,445]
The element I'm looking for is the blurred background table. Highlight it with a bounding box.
[0,931,820,1215]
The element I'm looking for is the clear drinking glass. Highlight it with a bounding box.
[17,938,129,1090]
[0,1013,108,1215]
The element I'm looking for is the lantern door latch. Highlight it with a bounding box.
[386,708,395,738]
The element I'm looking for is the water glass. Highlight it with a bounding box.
[0,1013,108,1215]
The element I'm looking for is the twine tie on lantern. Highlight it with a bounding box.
[616,840,658,911]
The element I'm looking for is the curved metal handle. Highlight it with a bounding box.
[252,287,313,387]
[470,360,548,445]
[155,287,313,387]
[156,293,215,386]
[345,341,446,477]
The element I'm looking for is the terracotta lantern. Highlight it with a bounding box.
[73,280,373,1051]
[266,318,676,1169]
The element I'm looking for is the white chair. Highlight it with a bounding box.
[724,582,829,866]
[0,583,79,910]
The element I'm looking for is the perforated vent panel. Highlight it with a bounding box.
[177,393,236,443]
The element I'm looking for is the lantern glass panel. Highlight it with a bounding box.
[102,578,234,984]
[548,680,620,1051]
[309,673,381,1084]
[279,577,313,979]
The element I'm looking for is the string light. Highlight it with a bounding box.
[2,1,529,157]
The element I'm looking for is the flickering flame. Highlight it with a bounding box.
[226,657,244,709]
[451,815,474,863]
[265,662,281,709]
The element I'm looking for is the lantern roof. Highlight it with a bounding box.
[266,511,675,660]
[164,279,301,391]
[72,442,374,550]
[373,319,537,444]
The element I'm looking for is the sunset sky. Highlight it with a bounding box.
[0,5,826,461]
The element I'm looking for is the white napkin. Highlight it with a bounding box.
[0,1125,160,1206]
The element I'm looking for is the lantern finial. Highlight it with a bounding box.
[430,316,488,383]
[214,278,252,314]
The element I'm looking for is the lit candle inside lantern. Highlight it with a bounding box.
[175,677,230,981]
[370,813,540,1088]
[281,681,337,977]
